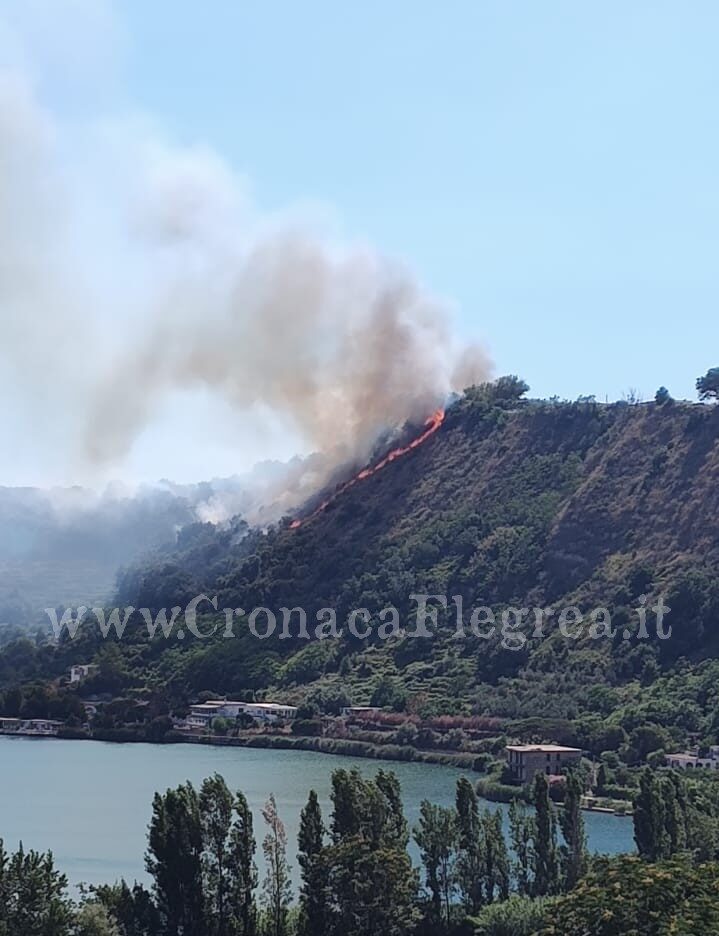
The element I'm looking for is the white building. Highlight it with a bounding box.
[0,718,62,736]
[666,746,719,771]
[185,700,297,730]
[69,664,99,684]
[241,702,298,722]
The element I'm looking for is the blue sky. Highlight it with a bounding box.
[114,0,718,402]
[1,1,718,487]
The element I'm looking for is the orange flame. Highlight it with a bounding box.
[290,408,445,529]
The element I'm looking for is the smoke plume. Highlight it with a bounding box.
[0,2,492,513]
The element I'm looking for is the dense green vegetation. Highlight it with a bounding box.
[2,378,719,771]
[4,765,719,935]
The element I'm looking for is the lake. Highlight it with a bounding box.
[0,737,635,888]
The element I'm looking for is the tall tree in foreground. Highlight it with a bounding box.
[481,808,510,903]
[508,799,536,897]
[0,840,74,936]
[455,777,484,914]
[90,880,160,936]
[326,768,418,936]
[297,789,328,936]
[633,768,669,861]
[146,782,204,936]
[200,774,234,936]
[558,770,587,889]
[261,793,292,936]
[413,800,456,929]
[74,902,121,936]
[228,791,258,936]
[532,774,560,897]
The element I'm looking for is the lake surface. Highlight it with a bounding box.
[0,737,635,887]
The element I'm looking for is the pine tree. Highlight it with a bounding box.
[0,840,75,936]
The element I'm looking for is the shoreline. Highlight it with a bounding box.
[3,728,633,816]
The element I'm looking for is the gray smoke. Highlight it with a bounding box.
[0,6,493,510]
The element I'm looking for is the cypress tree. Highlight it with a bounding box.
[228,791,257,936]
[455,777,484,914]
[297,790,328,936]
[532,773,560,897]
[146,782,205,936]
[559,770,587,890]
[634,768,669,861]
[199,774,234,936]
[413,800,457,929]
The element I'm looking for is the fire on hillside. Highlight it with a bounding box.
[289,408,445,529]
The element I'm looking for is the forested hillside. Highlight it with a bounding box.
[4,380,719,750]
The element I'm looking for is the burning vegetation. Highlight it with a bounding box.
[289,408,445,528]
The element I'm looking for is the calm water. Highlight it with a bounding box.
[0,737,634,887]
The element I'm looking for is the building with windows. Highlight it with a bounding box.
[666,747,719,771]
[184,699,298,731]
[505,743,582,784]
[0,717,63,736]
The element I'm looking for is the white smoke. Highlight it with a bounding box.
[0,1,492,515]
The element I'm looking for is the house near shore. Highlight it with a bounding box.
[184,699,298,731]
[505,743,582,784]
[340,706,381,719]
[666,746,719,771]
[0,717,63,736]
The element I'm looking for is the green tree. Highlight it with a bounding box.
[261,794,292,936]
[227,791,258,936]
[455,777,485,914]
[472,894,554,936]
[538,855,719,935]
[413,800,456,928]
[696,366,719,401]
[74,903,121,936]
[325,768,418,936]
[297,790,328,936]
[199,774,234,936]
[90,880,160,936]
[532,774,560,897]
[0,840,74,936]
[481,808,510,903]
[558,771,587,889]
[508,800,536,897]
[633,768,670,861]
[146,782,205,936]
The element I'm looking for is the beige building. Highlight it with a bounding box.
[506,744,582,784]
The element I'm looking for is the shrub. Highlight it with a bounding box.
[291,718,324,737]
[472,894,554,936]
